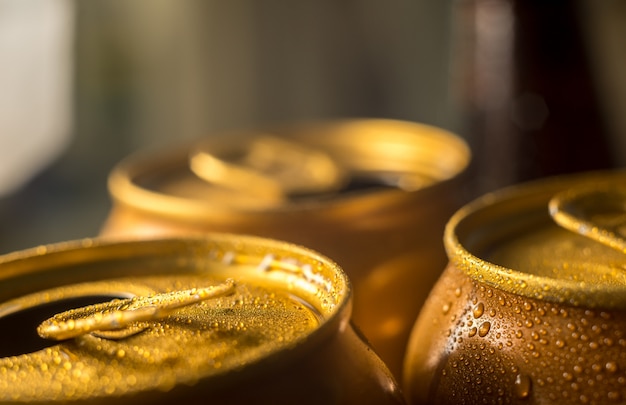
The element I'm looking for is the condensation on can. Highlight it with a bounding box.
[404,170,626,405]
[100,118,471,379]
[0,234,405,404]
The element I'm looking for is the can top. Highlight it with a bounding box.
[445,170,626,309]
[0,235,349,403]
[108,119,470,222]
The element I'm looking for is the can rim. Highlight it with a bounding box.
[444,170,626,309]
[106,118,470,224]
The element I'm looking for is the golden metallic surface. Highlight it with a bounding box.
[404,170,626,404]
[444,170,626,308]
[549,185,626,253]
[37,280,237,340]
[100,118,471,379]
[189,150,286,204]
[190,135,347,200]
[0,235,405,404]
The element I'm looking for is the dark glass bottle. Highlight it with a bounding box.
[452,0,614,195]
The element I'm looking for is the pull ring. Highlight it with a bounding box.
[189,135,347,200]
[549,186,626,252]
[37,279,236,341]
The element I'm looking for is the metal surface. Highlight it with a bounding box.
[190,135,348,201]
[0,235,404,404]
[100,118,471,379]
[404,170,626,404]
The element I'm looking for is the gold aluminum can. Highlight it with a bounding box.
[403,170,626,405]
[0,234,405,404]
[100,118,471,379]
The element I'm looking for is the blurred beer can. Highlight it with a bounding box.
[404,170,626,404]
[100,118,471,378]
[0,234,405,404]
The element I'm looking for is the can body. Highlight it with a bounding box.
[0,235,405,404]
[100,119,471,378]
[404,170,626,404]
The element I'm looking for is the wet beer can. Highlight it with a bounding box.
[100,118,471,378]
[403,170,626,404]
[0,234,405,404]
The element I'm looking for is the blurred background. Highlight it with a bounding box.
[0,0,624,254]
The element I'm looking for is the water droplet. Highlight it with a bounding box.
[126,374,137,386]
[514,374,532,399]
[608,391,621,401]
[523,302,532,311]
[454,287,462,297]
[478,322,491,337]
[443,303,451,314]
[606,361,618,373]
[473,303,485,318]
[469,327,477,337]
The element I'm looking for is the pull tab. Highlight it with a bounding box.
[37,279,236,341]
[190,147,286,204]
[549,185,626,252]
[189,135,347,200]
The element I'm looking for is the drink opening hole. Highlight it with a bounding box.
[0,295,128,357]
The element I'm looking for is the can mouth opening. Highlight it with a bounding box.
[444,171,626,309]
[0,294,130,357]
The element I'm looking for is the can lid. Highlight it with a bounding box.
[0,235,349,403]
[445,171,626,309]
[107,119,470,220]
